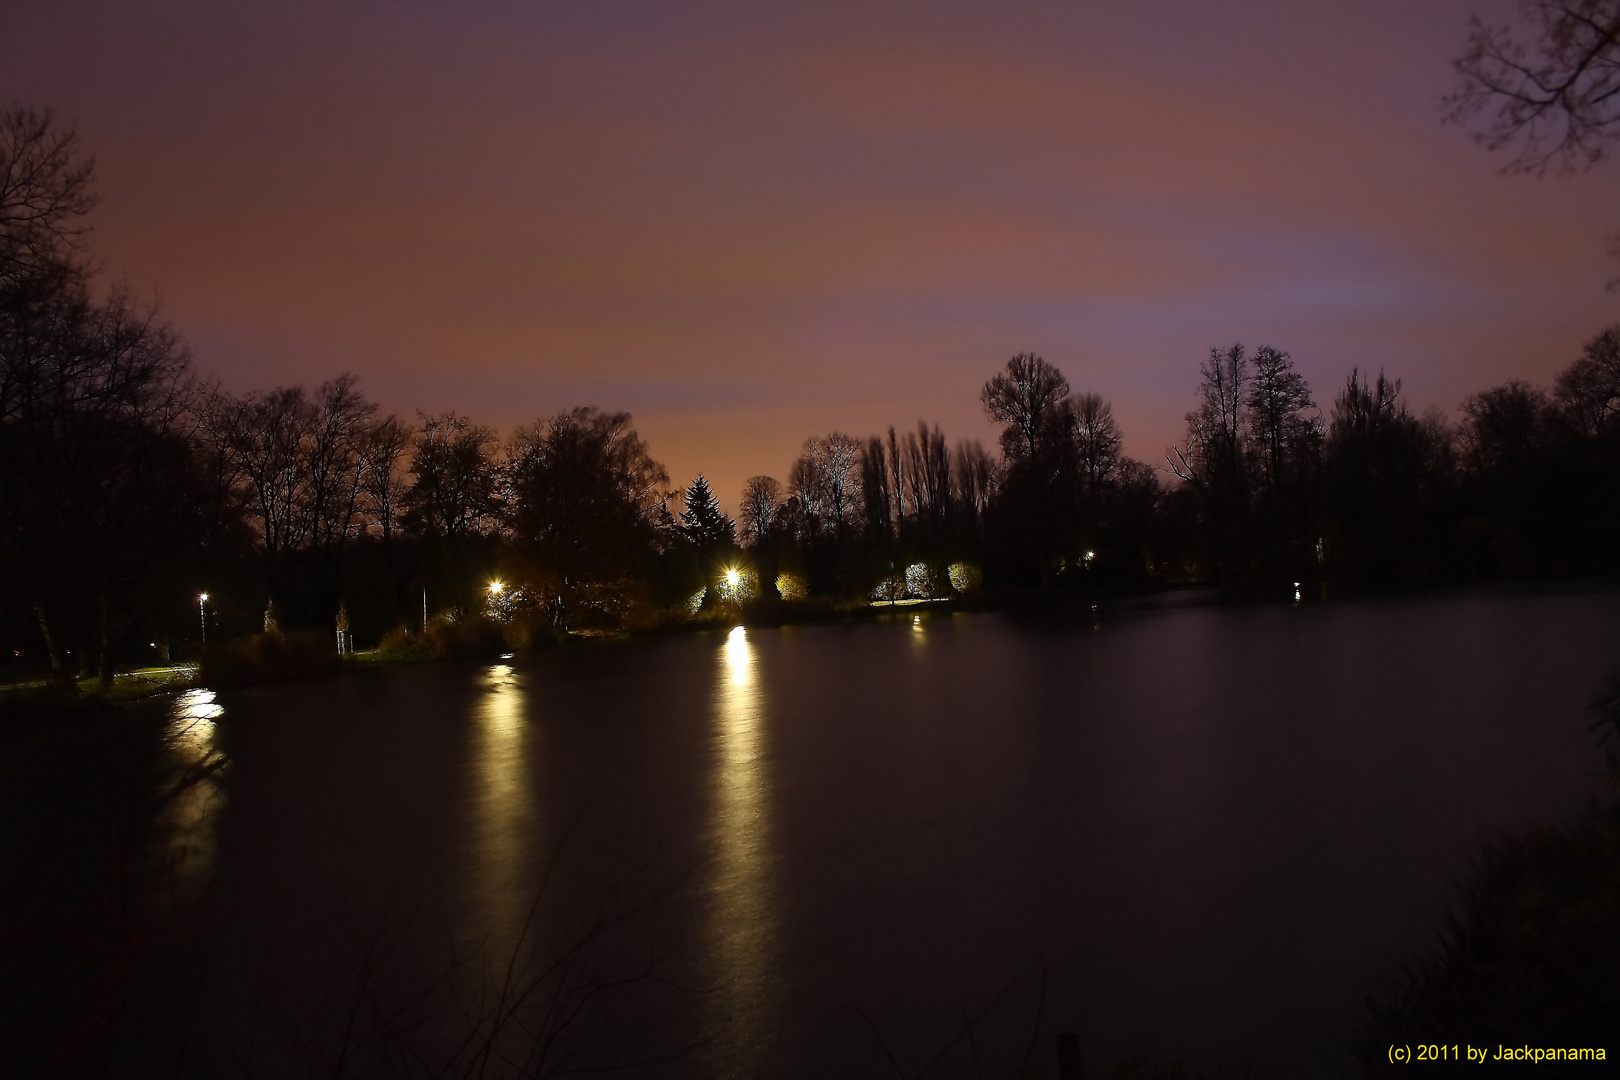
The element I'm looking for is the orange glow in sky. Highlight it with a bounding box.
[7,0,1613,511]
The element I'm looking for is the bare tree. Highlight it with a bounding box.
[402,412,502,539]
[0,105,97,287]
[1245,345,1318,491]
[1,108,206,686]
[950,439,996,532]
[1069,393,1122,496]
[1320,369,1460,583]
[1446,0,1620,174]
[303,373,379,554]
[859,437,892,541]
[1167,344,1248,498]
[887,426,907,536]
[505,408,670,608]
[216,386,319,557]
[901,421,952,531]
[981,353,1070,461]
[1460,380,1553,471]
[190,382,255,555]
[1447,3,1620,284]
[358,413,413,543]
[789,432,863,540]
[199,373,404,610]
[1555,322,1620,435]
[737,475,784,547]
[1330,368,1410,447]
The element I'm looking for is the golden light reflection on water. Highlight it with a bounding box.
[707,626,777,1066]
[160,688,228,899]
[465,662,536,949]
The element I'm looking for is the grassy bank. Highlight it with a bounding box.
[0,664,198,727]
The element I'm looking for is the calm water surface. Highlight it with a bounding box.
[12,589,1620,1077]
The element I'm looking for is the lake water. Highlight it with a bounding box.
[8,588,1620,1077]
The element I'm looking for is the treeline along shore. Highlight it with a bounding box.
[4,105,1619,689]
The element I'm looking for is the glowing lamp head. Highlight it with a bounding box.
[488,580,505,596]
[725,568,740,587]
[198,592,208,601]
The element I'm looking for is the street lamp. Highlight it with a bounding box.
[488,580,505,596]
[198,592,209,644]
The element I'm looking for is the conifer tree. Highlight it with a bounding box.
[679,474,735,549]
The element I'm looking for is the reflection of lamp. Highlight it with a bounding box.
[198,593,209,644]
[710,620,773,1065]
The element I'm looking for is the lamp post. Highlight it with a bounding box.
[198,592,209,645]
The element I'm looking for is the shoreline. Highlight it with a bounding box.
[4,574,1617,724]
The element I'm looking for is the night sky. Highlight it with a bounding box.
[6,0,1615,510]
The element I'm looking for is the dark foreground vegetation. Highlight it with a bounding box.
[1354,808,1620,1073]
[3,106,1619,693]
[1350,671,1620,1075]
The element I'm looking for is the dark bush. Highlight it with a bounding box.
[376,624,431,662]
[198,630,340,686]
[1353,807,1620,1074]
[421,614,507,660]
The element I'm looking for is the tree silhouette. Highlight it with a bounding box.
[1461,381,1552,473]
[790,433,863,541]
[1,106,212,686]
[981,353,1070,462]
[1446,0,1620,174]
[1446,2,1620,284]
[901,421,952,534]
[304,374,380,555]
[1323,369,1455,585]
[1556,323,1620,436]
[358,413,413,544]
[1244,346,1318,493]
[401,412,502,539]
[0,106,96,287]
[950,439,996,538]
[737,475,784,548]
[505,408,669,627]
[1168,344,1249,500]
[1069,393,1122,497]
[860,436,893,542]
[678,474,734,549]
[1165,345,1254,580]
